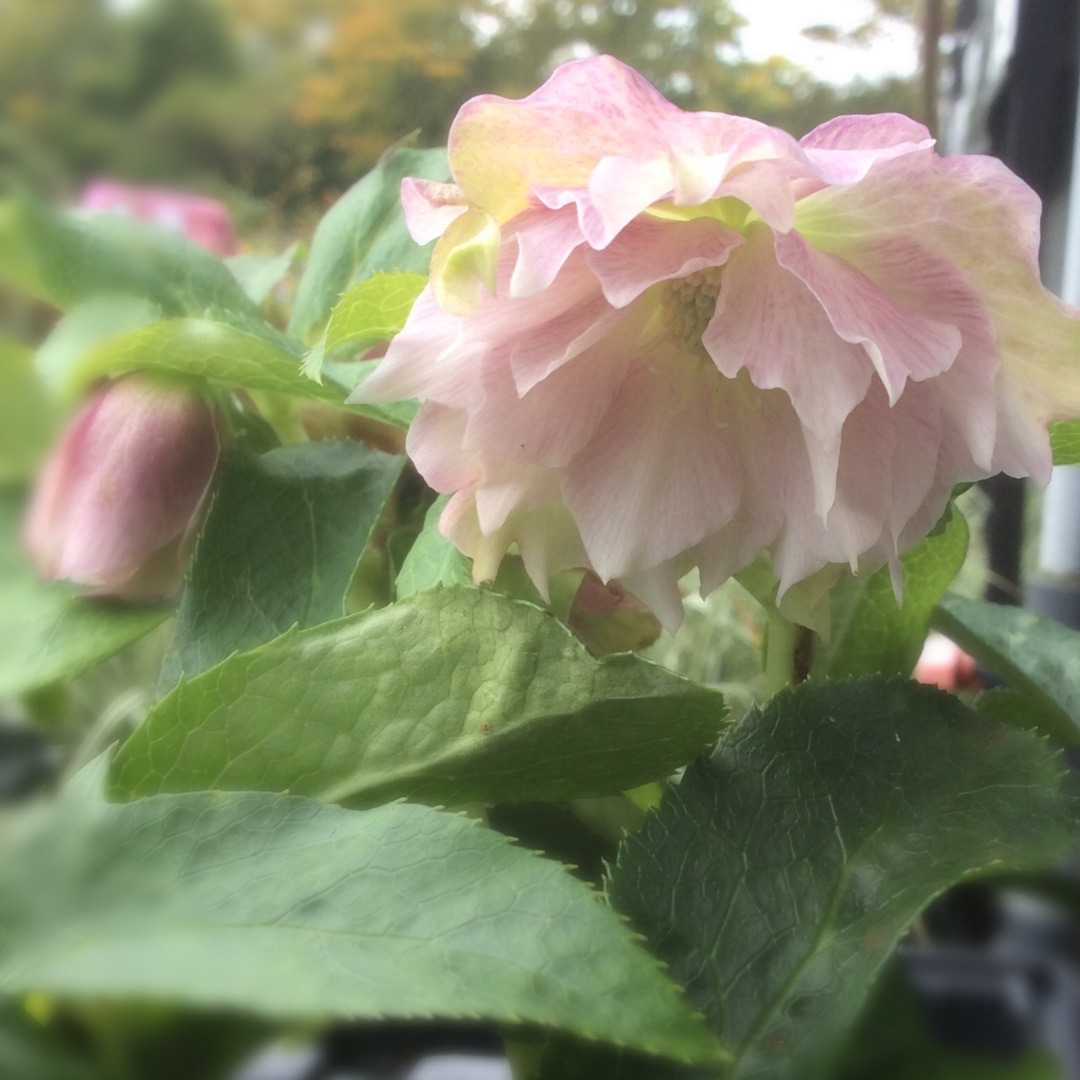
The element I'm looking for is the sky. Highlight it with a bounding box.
[733,0,920,85]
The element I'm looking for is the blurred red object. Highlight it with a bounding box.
[915,631,981,692]
[80,179,237,257]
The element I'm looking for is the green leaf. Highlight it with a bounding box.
[325,271,427,351]
[111,587,727,807]
[0,197,259,322]
[289,145,449,344]
[35,297,166,392]
[0,494,169,700]
[933,593,1080,743]
[67,318,343,402]
[0,338,57,483]
[1050,419,1080,465]
[0,767,722,1065]
[303,270,427,385]
[225,242,299,305]
[161,441,404,684]
[607,677,1076,1080]
[395,494,472,598]
[813,505,969,679]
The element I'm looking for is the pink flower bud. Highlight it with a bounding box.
[24,374,221,602]
[567,570,662,656]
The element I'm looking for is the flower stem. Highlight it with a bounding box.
[764,607,798,697]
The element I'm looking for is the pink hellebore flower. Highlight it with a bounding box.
[352,55,1080,629]
[24,374,220,602]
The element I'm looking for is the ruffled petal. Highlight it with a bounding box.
[405,403,478,493]
[799,113,934,187]
[350,286,484,408]
[449,55,683,223]
[509,205,585,298]
[400,178,469,244]
[466,305,645,466]
[562,354,743,580]
[586,214,743,307]
[774,230,962,401]
[706,222,873,514]
[796,148,1080,420]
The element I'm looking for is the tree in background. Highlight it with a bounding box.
[0,0,926,217]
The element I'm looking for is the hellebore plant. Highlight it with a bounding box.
[4,55,1080,1080]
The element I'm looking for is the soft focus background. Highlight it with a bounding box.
[0,0,931,232]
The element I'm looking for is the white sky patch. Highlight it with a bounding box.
[733,0,919,85]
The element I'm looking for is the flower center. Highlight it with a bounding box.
[659,267,724,354]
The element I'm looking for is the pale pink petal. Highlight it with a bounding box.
[351,287,484,408]
[796,148,1080,420]
[799,113,934,187]
[562,356,742,580]
[706,222,873,514]
[400,178,469,244]
[669,153,732,205]
[439,489,512,584]
[802,113,932,152]
[506,257,623,393]
[509,205,585,298]
[465,307,645,466]
[581,156,676,248]
[621,560,690,633]
[715,159,801,232]
[828,231,1000,469]
[405,404,478,493]
[774,230,962,401]
[474,457,561,535]
[449,55,684,223]
[586,215,744,308]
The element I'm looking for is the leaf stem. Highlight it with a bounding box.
[764,607,798,697]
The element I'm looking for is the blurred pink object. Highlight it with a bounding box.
[915,631,980,692]
[80,179,237,257]
[24,374,221,602]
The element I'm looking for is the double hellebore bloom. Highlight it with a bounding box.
[25,374,220,602]
[353,55,1080,628]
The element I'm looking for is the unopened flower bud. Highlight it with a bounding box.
[23,374,220,602]
[567,570,662,656]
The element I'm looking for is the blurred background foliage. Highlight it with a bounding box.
[0,0,923,224]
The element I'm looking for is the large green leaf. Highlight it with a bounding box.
[35,297,166,392]
[289,145,449,343]
[111,587,727,806]
[0,761,722,1065]
[933,592,1080,743]
[607,677,1076,1080]
[813,506,969,679]
[395,494,472,598]
[69,318,342,402]
[161,441,403,684]
[1050,420,1080,465]
[0,495,169,700]
[0,197,259,322]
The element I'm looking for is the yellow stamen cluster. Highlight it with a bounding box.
[658,266,725,354]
